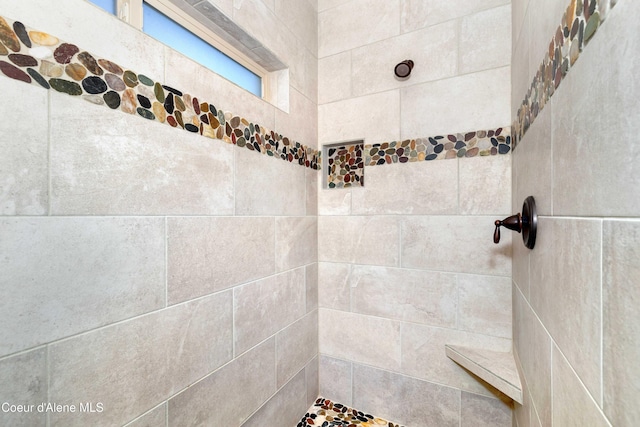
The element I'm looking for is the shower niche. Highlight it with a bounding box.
[323,140,365,189]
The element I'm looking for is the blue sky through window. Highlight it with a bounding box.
[142,3,262,97]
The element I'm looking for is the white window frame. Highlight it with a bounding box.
[116,0,271,100]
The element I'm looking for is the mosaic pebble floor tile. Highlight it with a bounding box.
[298,398,405,427]
[512,0,617,147]
[0,14,320,170]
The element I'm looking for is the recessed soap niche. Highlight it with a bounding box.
[323,140,365,189]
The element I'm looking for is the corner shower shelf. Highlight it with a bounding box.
[445,344,523,404]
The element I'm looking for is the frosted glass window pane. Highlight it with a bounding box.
[143,3,262,97]
[88,0,116,15]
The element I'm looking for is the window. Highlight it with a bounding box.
[88,0,265,97]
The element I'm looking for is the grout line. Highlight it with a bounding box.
[599,219,605,409]
[47,90,52,217]
[46,344,50,427]
[164,217,168,308]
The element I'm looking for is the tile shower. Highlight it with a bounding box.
[1,0,638,426]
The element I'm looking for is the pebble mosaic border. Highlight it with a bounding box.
[0,14,320,170]
[365,127,511,166]
[298,397,405,427]
[512,0,618,146]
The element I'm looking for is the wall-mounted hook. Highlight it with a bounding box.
[494,196,537,249]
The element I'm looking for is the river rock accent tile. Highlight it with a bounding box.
[365,127,511,167]
[0,17,20,52]
[325,141,364,188]
[298,398,405,427]
[0,14,321,172]
[513,0,617,147]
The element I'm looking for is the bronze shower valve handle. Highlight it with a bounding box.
[493,213,522,244]
[493,196,537,249]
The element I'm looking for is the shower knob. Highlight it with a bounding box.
[493,196,537,249]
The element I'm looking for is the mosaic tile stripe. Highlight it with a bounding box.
[512,0,618,147]
[0,15,320,170]
[365,127,511,166]
[298,397,405,427]
[326,142,364,188]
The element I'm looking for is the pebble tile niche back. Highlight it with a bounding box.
[0,14,321,171]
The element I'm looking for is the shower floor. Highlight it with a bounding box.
[297,397,405,427]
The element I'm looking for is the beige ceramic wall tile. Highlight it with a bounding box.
[528,0,569,80]
[274,0,318,55]
[551,1,640,217]
[350,20,458,98]
[0,349,47,427]
[459,5,512,74]
[317,0,348,12]
[401,67,511,139]
[305,356,319,407]
[401,322,511,397]
[168,338,275,426]
[319,91,400,145]
[552,346,611,427]
[350,265,458,327]
[235,148,306,216]
[459,155,512,216]
[306,263,319,313]
[0,79,48,215]
[511,0,530,52]
[234,268,306,355]
[529,217,602,402]
[513,288,551,427]
[319,355,352,405]
[603,220,640,426]
[401,216,512,276]
[458,274,512,339]
[318,186,352,215]
[353,363,460,427]
[167,216,275,305]
[306,169,319,215]
[460,392,512,427]
[318,216,400,267]
[319,309,401,370]
[49,291,233,427]
[123,404,166,427]
[275,216,318,272]
[318,51,352,105]
[512,103,552,216]
[0,217,165,357]
[351,160,458,215]
[274,87,318,149]
[242,370,308,427]
[317,262,352,311]
[49,92,235,216]
[276,312,318,387]
[282,33,319,105]
[511,12,531,122]
[318,0,399,58]
[400,0,510,33]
